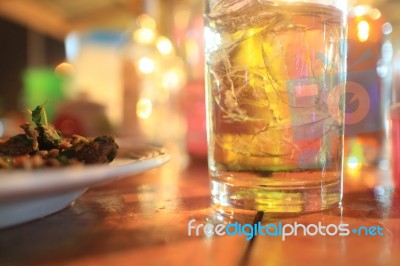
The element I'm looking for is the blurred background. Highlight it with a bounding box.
[0,0,399,170]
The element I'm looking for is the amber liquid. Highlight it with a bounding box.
[205,1,346,212]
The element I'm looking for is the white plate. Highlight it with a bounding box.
[0,147,170,229]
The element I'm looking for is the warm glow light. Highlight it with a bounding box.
[134,28,156,44]
[352,5,370,17]
[357,20,370,42]
[156,37,174,55]
[136,98,153,119]
[137,14,157,30]
[369,8,381,20]
[55,62,74,76]
[347,156,362,170]
[162,70,181,90]
[138,57,155,74]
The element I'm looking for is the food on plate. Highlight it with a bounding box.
[0,104,118,169]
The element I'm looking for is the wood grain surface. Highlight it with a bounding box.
[0,159,399,266]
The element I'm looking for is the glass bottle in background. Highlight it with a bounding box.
[121,14,188,166]
[172,0,208,160]
[60,30,124,137]
[378,22,394,170]
[345,6,392,170]
[391,40,400,187]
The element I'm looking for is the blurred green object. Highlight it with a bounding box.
[23,68,65,122]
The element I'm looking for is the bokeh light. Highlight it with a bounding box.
[134,28,156,44]
[357,20,370,42]
[55,62,74,76]
[136,98,153,119]
[138,57,156,74]
[156,36,174,55]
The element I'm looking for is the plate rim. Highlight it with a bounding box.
[0,153,171,202]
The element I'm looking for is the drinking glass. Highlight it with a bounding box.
[205,0,348,213]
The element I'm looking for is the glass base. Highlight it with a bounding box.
[210,175,342,213]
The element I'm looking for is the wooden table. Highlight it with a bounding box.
[0,158,399,266]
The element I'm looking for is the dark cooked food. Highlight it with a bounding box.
[58,136,118,164]
[0,104,118,169]
[0,134,36,156]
